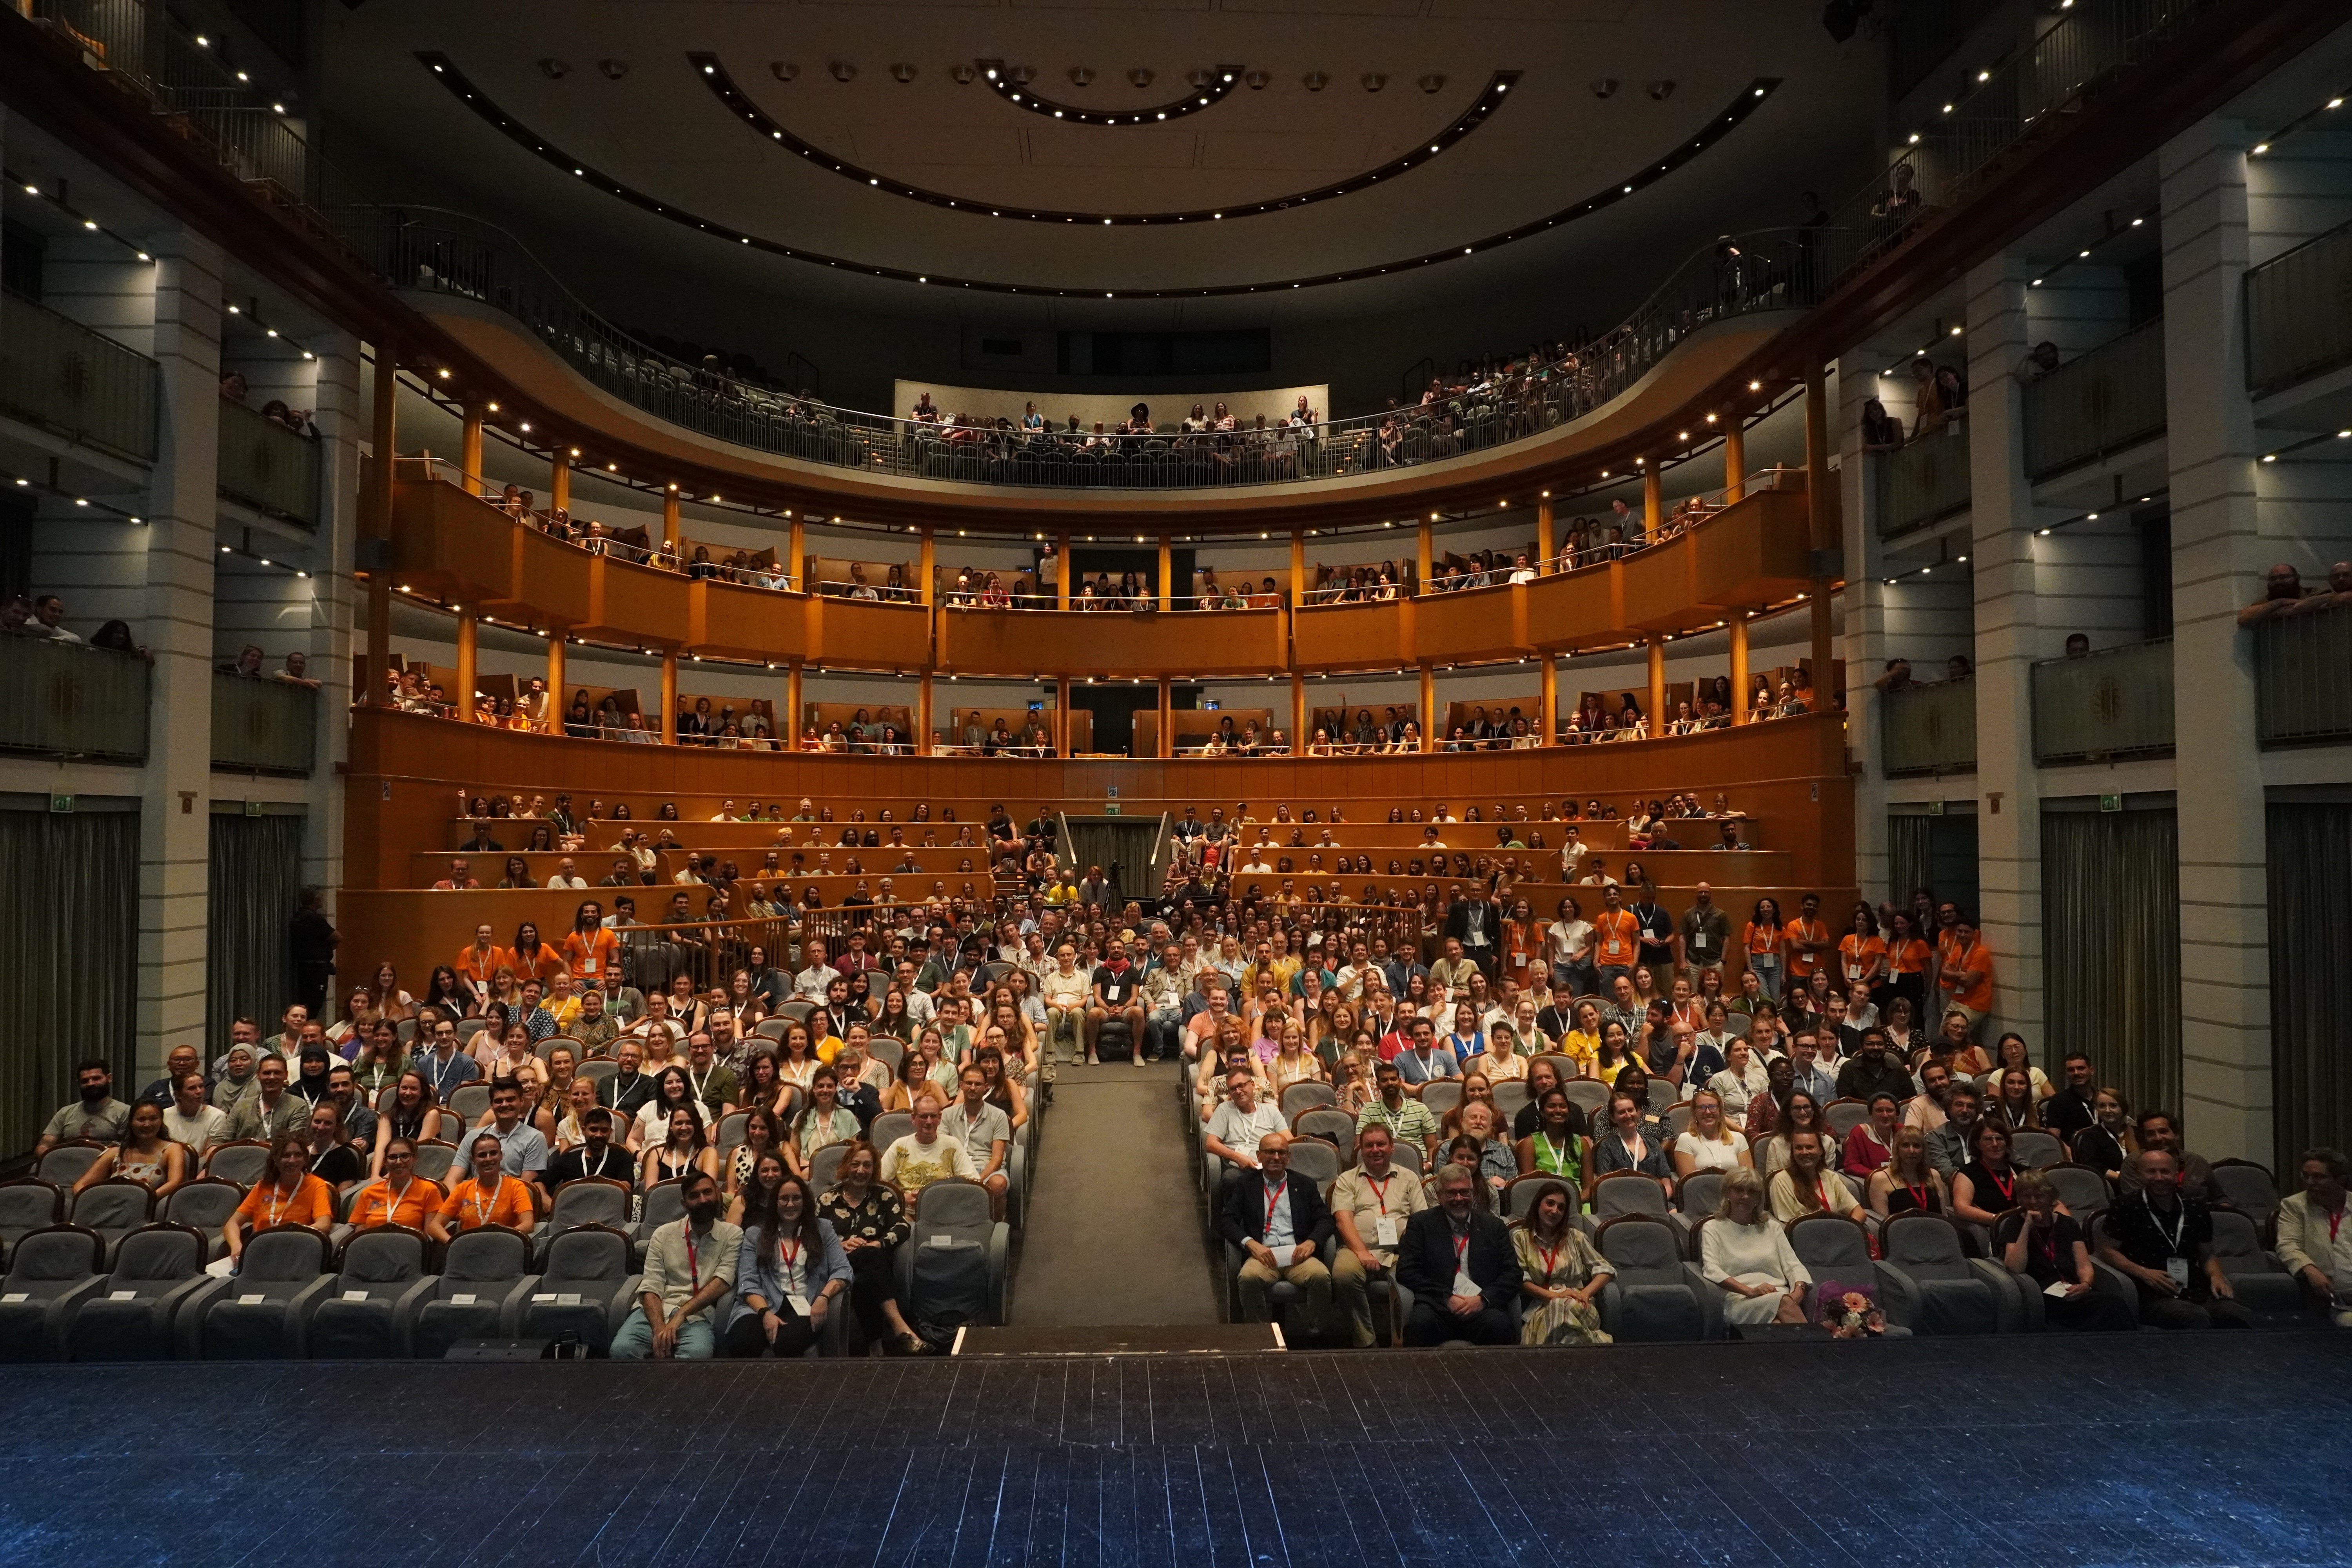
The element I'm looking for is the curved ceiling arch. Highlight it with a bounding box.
[693,54,1522,226]
[978,59,1244,126]
[415,53,1783,299]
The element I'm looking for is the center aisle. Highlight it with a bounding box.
[1009,1063,1222,1327]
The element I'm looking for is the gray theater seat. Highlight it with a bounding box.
[409,1227,538,1359]
[0,1226,107,1361]
[537,1178,632,1265]
[898,1177,1007,1327]
[176,1227,335,1360]
[2042,1163,2114,1228]
[0,1179,65,1260]
[161,1178,247,1262]
[203,1142,273,1188]
[2209,1207,2303,1314]
[1583,1172,1671,1236]
[303,1228,437,1358]
[1593,1214,1720,1341]
[67,1179,155,1267]
[64,1225,211,1361]
[2209,1161,2280,1237]
[511,1225,640,1351]
[1785,1214,1913,1338]
[1877,1214,2020,1335]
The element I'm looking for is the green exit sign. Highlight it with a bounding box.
[48,793,73,814]
[2100,794,2123,812]
[1105,803,1122,816]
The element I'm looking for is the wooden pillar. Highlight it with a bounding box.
[550,450,570,517]
[1722,421,1746,505]
[362,347,396,706]
[788,515,806,590]
[1290,671,1306,752]
[1729,612,1751,722]
[1540,654,1558,746]
[1646,634,1666,732]
[918,672,933,750]
[1289,528,1306,609]
[1419,663,1435,752]
[1537,497,1555,570]
[1417,519,1434,590]
[1158,534,1173,611]
[918,526,935,605]
[1157,675,1172,759]
[662,487,681,552]
[659,652,679,745]
[1804,361,1837,694]
[1056,532,1071,610]
[1055,676,1071,754]
[455,612,478,721]
[546,635,566,726]
[787,659,804,744]
[1642,465,1663,539]
[459,405,483,495]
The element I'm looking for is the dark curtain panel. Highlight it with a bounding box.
[2267,804,2352,1165]
[2040,809,2180,1119]
[1886,813,1934,908]
[207,811,304,1040]
[1060,815,1166,906]
[0,808,138,1154]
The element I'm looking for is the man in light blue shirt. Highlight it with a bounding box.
[1393,1018,1461,1087]
[473,1078,551,1195]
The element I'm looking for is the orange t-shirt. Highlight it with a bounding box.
[561,927,621,982]
[1940,940,1995,1011]
[1838,934,1888,987]
[1592,909,1639,965]
[236,1174,335,1232]
[350,1176,445,1232]
[439,1175,534,1231]
[1888,938,1931,976]
[1744,920,1781,956]
[1782,918,1828,978]
[456,943,512,985]
[510,942,566,985]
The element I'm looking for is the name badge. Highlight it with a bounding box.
[2165,1258,2190,1287]
[787,1294,813,1316]
[1375,1216,1399,1247]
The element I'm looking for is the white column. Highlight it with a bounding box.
[304,334,361,898]
[1837,350,1891,900]
[1963,252,2045,1049]
[136,229,223,1078]
[2160,118,2270,1162]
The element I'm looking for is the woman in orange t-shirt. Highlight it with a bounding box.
[1741,896,1785,1003]
[508,921,566,985]
[1838,905,1889,1000]
[455,923,510,1013]
[560,902,620,985]
[225,1136,337,1264]
[347,1138,446,1232]
[429,1134,538,1243]
[1882,912,1931,1016]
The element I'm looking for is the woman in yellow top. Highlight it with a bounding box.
[1557,1000,1604,1074]
[224,1135,337,1265]
[347,1138,446,1231]
[429,1133,538,1242]
[1043,877,1080,907]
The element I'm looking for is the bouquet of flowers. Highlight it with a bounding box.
[1814,1281,1886,1339]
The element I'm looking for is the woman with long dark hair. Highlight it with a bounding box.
[724,1171,850,1357]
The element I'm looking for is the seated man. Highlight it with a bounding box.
[34,1058,132,1156]
[1396,1163,1522,1345]
[878,1092,978,1215]
[228,1053,311,1144]
[2097,1149,2253,1331]
[939,1066,1013,1220]
[139,1045,203,1109]
[1329,1122,1430,1347]
[610,1169,740,1360]
[1088,938,1147,1067]
[1216,1132,1334,1332]
[1353,1060,1441,1170]
[1204,1067,1288,1180]
[543,1107,635,1190]
[2276,1147,2352,1328]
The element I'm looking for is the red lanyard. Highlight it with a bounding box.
[777,1237,802,1290]
[1814,1176,1830,1212]
[1263,1178,1287,1237]
[1906,1180,1933,1212]
[2328,1207,2343,1244]
[684,1229,699,1288]
[1987,1166,2016,1203]
[1452,1231,1471,1267]
[1366,1174,1394,1214]
[1538,1238,1564,1280]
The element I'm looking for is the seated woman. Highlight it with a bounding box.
[1514,1180,1614,1347]
[790,1067,862,1180]
[2069,1087,2136,1183]
[631,1066,708,1152]
[1587,1089,1676,1194]
[349,1020,407,1097]
[1993,1171,2136,1331]
[736,1049,795,1125]
[1704,1038,1771,1130]
[223,1134,337,1266]
[724,1171,852,1359]
[1951,1119,2024,1233]
[1516,1086,1588,1191]
[1757,1091,1830,1177]
[303,1100,367,1191]
[1867,1125,1950,1218]
[1838,1092,1902,1183]
[814,1139,932,1356]
[1555,1000,1604,1075]
[372,1071,445,1177]
[428,1132,536,1242]
[728,1149,786,1228]
[1267,1020,1323,1099]
[1671,1089,1752,1180]
[1481,1020,1533,1082]
[641,1106,720,1191]
[1982,1067,2043,1134]
[551,1078,603,1154]
[1432,1134,1497,1212]
[347,1137,446,1231]
[72,1100,188,1201]
[1699,1167,1813,1325]
[1766,1129,1867,1225]
[726,1107,789,1201]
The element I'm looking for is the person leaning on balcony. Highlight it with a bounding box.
[2239,563,2308,626]
[2280,561,2352,617]
[28,594,82,643]
[2011,341,2060,385]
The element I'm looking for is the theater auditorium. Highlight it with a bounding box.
[0,0,2350,1559]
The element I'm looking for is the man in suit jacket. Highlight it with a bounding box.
[1396,1162,1523,1345]
[1216,1132,1336,1333]
[1442,886,1504,978]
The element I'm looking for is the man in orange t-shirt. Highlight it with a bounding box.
[1936,913,1996,1030]
[1590,884,1641,992]
[560,906,621,986]
[1781,892,1832,982]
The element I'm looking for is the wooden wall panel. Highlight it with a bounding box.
[1294,602,1410,671]
[513,525,594,628]
[807,597,930,670]
[1415,583,1530,664]
[1525,566,1622,652]
[391,480,513,604]
[692,579,810,662]
[1692,488,1815,607]
[583,557,692,649]
[941,607,1282,679]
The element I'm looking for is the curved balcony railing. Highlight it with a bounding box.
[337,205,1830,492]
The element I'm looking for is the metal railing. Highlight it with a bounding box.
[2255,603,2352,745]
[1876,423,1973,537]
[211,671,316,774]
[2031,638,2175,763]
[0,635,151,763]
[216,398,321,526]
[2245,214,2352,397]
[0,288,159,462]
[2024,319,2168,480]
[1880,677,1977,777]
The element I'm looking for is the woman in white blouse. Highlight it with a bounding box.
[1700,1168,1813,1325]
[1671,1088,1753,1179]
[1704,1039,1772,1129]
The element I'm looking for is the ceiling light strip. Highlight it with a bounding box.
[694,54,1519,224]
[416,54,1780,297]
[978,59,1243,125]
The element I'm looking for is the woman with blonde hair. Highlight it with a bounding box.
[1767,1127,1866,1223]
[1699,1167,1812,1324]
[1267,1018,1323,1098]
[1867,1124,1950,1218]
[1671,1087,1752,1179]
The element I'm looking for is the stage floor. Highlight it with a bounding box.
[2,1332,2347,1566]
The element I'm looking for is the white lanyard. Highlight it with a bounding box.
[470,1177,503,1227]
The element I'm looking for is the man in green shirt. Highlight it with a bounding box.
[1354,1060,1440,1168]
